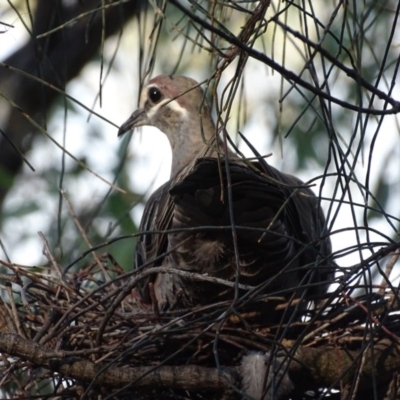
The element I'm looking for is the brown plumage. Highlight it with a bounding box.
[118,75,333,312]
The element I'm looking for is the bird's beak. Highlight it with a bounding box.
[118,108,149,137]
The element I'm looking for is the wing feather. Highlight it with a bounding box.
[134,157,334,309]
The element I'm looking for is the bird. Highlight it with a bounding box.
[118,75,334,314]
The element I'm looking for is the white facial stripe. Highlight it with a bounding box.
[147,98,188,120]
[165,98,188,115]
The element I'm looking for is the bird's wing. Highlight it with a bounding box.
[134,157,334,309]
[261,162,334,292]
[237,131,332,276]
[134,180,174,304]
[169,157,333,295]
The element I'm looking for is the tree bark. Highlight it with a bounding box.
[0,330,397,395]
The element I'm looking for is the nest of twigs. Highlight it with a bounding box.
[0,248,400,400]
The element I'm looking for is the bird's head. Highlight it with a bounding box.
[118,75,214,144]
[118,75,216,176]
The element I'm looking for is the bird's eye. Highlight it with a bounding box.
[148,87,162,103]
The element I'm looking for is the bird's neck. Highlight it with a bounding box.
[168,115,221,177]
